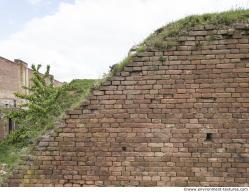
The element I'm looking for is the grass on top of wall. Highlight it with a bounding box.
[144,9,249,49]
[108,9,249,78]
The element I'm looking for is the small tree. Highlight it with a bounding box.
[0,65,95,180]
[3,64,95,147]
[6,64,65,145]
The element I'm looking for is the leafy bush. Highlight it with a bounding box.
[2,65,94,147]
[0,65,95,183]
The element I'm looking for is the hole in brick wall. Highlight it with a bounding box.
[241,58,249,63]
[222,33,233,38]
[130,71,142,75]
[122,146,127,151]
[206,133,213,141]
[90,109,96,113]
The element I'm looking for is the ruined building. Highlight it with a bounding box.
[4,11,249,186]
[0,57,61,140]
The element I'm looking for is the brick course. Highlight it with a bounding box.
[4,23,249,186]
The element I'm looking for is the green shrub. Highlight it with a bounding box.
[0,65,95,183]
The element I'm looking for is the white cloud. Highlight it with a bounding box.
[1,0,249,82]
[27,0,43,5]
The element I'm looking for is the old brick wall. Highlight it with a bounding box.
[0,57,23,99]
[5,23,249,187]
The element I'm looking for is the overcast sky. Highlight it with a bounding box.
[0,0,248,82]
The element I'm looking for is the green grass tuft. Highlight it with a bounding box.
[144,9,249,49]
[111,55,133,76]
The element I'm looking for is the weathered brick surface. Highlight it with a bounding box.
[5,23,249,186]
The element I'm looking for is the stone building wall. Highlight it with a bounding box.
[5,23,249,187]
[0,57,28,99]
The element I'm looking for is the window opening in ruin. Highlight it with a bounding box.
[206,133,213,141]
[122,146,127,151]
[8,118,13,133]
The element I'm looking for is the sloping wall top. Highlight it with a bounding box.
[4,10,249,187]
